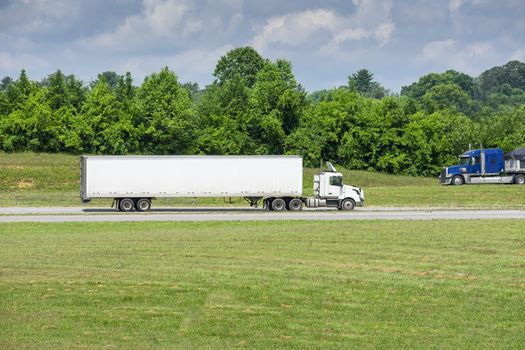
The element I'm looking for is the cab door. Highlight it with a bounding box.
[469,156,481,175]
[326,175,343,198]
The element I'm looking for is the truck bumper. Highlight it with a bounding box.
[439,177,452,185]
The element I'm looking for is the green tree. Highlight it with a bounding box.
[422,83,473,114]
[0,88,62,152]
[81,79,137,154]
[285,102,340,166]
[195,77,251,154]
[91,71,121,90]
[0,76,13,91]
[401,70,478,99]
[214,47,266,88]
[40,70,87,112]
[245,60,306,153]
[348,69,389,99]
[134,67,194,154]
[477,60,525,98]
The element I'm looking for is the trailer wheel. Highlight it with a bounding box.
[271,198,286,211]
[515,174,525,185]
[119,198,134,212]
[452,175,464,186]
[135,198,151,212]
[288,198,303,211]
[339,198,355,211]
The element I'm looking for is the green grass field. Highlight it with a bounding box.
[1,220,524,349]
[2,152,525,208]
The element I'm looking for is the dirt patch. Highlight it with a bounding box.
[17,179,34,189]
[470,247,497,254]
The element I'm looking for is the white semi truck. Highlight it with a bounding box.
[80,155,364,212]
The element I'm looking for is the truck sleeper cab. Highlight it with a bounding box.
[439,148,525,185]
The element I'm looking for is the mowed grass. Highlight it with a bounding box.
[0,220,524,349]
[2,152,525,208]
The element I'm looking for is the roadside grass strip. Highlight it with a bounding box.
[0,220,524,349]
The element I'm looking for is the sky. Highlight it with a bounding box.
[0,0,524,93]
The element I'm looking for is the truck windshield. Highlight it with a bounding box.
[459,157,470,166]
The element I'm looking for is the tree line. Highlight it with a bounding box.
[1,46,525,176]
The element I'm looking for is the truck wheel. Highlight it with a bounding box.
[339,198,355,211]
[271,198,286,211]
[288,198,303,211]
[515,174,525,185]
[119,198,134,212]
[452,175,464,186]
[135,198,151,212]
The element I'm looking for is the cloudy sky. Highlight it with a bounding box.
[1,0,524,92]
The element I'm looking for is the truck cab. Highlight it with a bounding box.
[309,162,364,209]
[439,149,505,185]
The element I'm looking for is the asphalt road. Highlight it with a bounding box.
[1,206,525,222]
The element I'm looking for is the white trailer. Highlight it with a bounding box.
[80,155,364,211]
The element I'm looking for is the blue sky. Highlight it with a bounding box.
[0,0,524,92]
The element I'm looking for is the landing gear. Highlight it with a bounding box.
[244,196,263,208]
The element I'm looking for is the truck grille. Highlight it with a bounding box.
[440,168,447,179]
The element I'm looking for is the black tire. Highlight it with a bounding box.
[288,198,303,211]
[452,175,464,186]
[135,198,151,212]
[515,174,525,185]
[119,198,134,212]
[271,198,286,211]
[339,198,355,211]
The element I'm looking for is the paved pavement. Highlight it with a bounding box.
[1,206,524,222]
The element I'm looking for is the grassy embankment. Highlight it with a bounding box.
[1,152,525,207]
[1,220,524,349]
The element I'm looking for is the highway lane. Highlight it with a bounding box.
[1,207,525,222]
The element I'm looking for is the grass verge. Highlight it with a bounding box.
[2,152,525,208]
[1,220,524,349]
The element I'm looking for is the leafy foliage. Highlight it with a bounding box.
[213,46,266,88]
[348,69,389,99]
[1,49,525,177]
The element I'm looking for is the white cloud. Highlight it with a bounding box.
[418,39,492,72]
[116,45,234,84]
[251,9,339,51]
[0,52,48,72]
[333,28,369,43]
[84,0,199,50]
[0,0,79,35]
[449,0,463,13]
[250,0,395,52]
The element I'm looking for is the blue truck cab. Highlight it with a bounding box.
[439,149,506,185]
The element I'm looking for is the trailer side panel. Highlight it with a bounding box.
[82,156,303,199]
